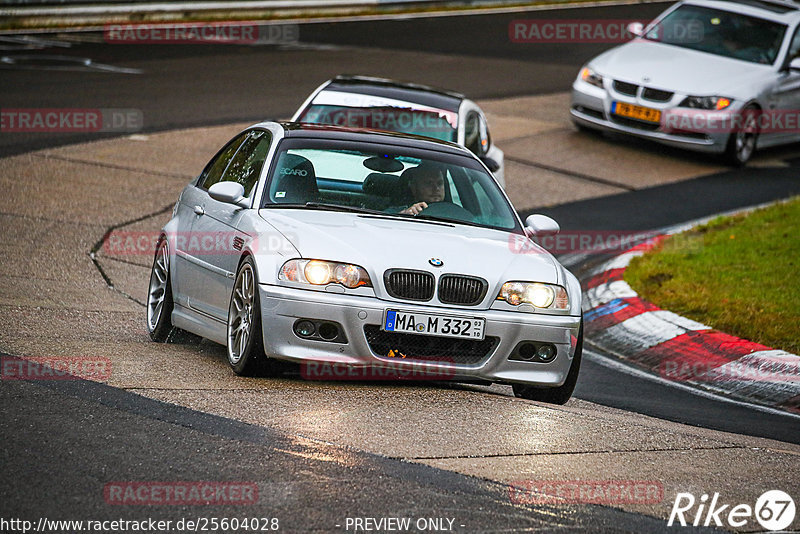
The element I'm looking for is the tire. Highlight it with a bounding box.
[146,236,174,342]
[723,104,759,166]
[227,256,274,376]
[512,318,583,405]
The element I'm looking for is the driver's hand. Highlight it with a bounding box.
[400,202,428,216]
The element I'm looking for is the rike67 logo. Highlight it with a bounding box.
[668,490,795,531]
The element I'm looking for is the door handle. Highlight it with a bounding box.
[193,205,205,216]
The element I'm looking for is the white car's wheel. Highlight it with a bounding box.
[146,237,174,342]
[725,105,759,166]
[227,257,273,376]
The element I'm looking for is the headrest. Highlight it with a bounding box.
[272,153,318,204]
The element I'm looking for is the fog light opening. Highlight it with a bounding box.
[295,320,316,338]
[536,344,557,362]
[518,343,537,361]
[318,322,339,341]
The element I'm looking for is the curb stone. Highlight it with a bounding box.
[580,236,800,415]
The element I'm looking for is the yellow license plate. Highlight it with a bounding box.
[612,101,661,123]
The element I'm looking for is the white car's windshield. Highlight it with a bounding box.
[644,4,786,65]
[297,105,458,143]
[263,138,518,231]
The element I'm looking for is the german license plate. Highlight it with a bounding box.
[383,310,485,340]
[612,101,661,123]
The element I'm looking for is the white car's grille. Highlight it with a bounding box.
[384,269,435,301]
[438,274,487,306]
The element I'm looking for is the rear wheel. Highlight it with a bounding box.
[724,104,759,166]
[146,237,174,342]
[512,318,583,405]
[227,257,275,376]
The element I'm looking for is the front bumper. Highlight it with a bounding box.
[258,284,581,387]
[570,80,732,155]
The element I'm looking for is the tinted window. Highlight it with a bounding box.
[644,5,786,65]
[198,133,248,190]
[220,129,272,196]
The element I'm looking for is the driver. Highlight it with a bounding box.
[399,163,445,216]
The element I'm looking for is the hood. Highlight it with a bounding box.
[259,209,559,304]
[591,41,771,98]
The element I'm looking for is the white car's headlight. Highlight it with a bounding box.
[496,282,569,310]
[579,66,604,89]
[279,259,372,289]
[679,96,733,110]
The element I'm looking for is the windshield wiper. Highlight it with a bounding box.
[303,202,387,215]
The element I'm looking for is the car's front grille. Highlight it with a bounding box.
[613,80,638,96]
[438,274,487,306]
[384,269,434,301]
[610,115,661,131]
[363,325,499,365]
[642,87,674,102]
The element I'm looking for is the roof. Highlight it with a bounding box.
[320,75,465,113]
[273,121,469,156]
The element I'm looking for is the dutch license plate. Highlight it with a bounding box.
[383,310,485,340]
[612,101,661,123]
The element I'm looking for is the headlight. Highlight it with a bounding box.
[496,282,569,310]
[579,66,604,89]
[679,96,732,110]
[279,259,371,289]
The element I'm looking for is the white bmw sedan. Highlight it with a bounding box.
[571,0,800,164]
[147,122,582,403]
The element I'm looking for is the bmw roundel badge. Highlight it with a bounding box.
[429,258,443,267]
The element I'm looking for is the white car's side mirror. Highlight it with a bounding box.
[525,214,560,237]
[627,22,644,37]
[208,181,248,208]
[789,57,800,71]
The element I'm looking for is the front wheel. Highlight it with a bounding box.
[512,318,583,405]
[146,237,174,342]
[227,257,274,376]
[723,104,759,166]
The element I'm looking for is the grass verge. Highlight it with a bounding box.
[625,197,800,354]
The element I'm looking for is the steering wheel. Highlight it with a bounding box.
[420,201,475,221]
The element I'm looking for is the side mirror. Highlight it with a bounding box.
[627,22,644,37]
[788,57,800,71]
[208,181,248,208]
[480,156,500,172]
[525,214,560,237]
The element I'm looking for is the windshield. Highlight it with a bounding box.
[263,139,519,232]
[644,4,786,65]
[297,104,458,143]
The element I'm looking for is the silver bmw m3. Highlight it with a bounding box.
[147,122,583,403]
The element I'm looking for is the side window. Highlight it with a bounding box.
[219,130,272,197]
[789,25,800,60]
[198,133,248,190]
[464,111,481,155]
[464,111,490,156]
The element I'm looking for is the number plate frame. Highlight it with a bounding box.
[382,310,486,340]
